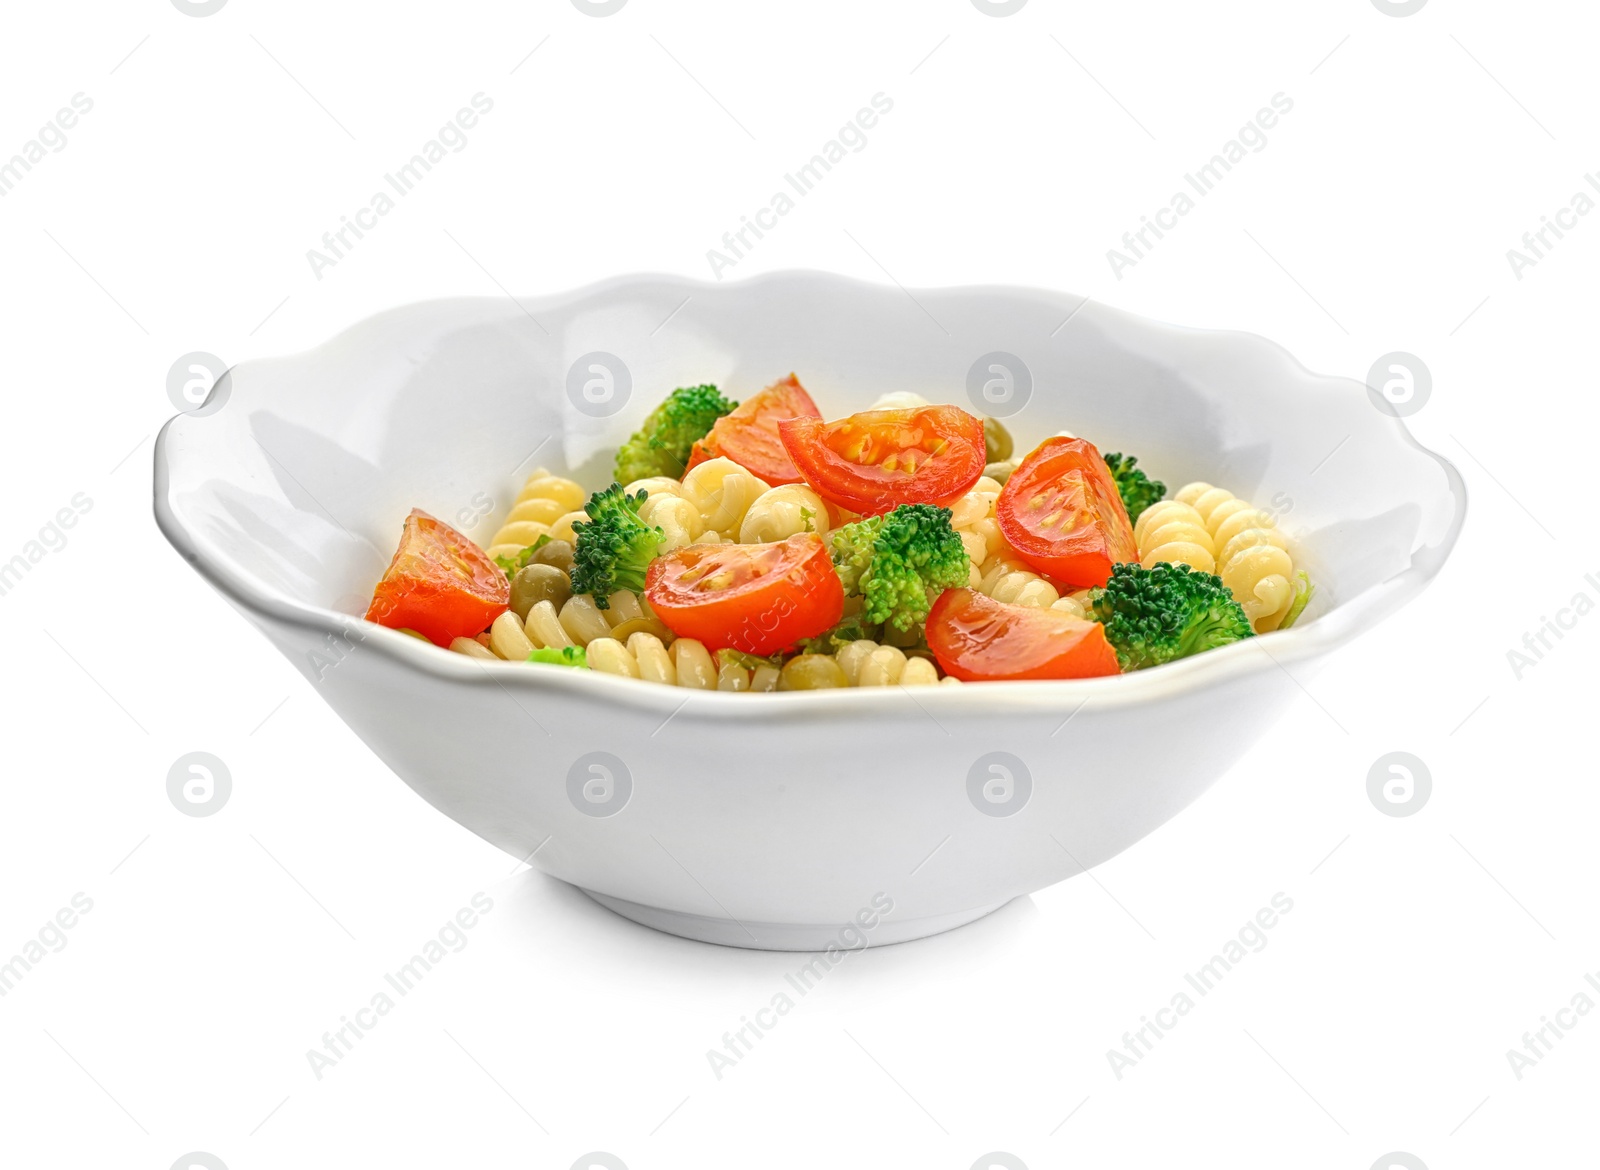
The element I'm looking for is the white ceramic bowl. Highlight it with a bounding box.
[154,272,1465,950]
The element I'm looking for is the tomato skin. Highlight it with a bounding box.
[926,588,1120,681]
[365,509,509,647]
[685,374,821,485]
[644,533,843,656]
[683,438,713,476]
[778,405,986,516]
[996,436,1137,589]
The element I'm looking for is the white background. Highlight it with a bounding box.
[1,1,1596,1168]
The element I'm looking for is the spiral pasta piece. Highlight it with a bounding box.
[672,638,717,690]
[681,457,772,538]
[585,633,773,690]
[1048,590,1096,621]
[868,391,931,410]
[1133,499,1217,573]
[586,637,640,679]
[602,591,647,627]
[638,492,702,551]
[739,484,829,544]
[527,629,960,688]
[858,645,908,687]
[547,510,588,545]
[449,636,499,661]
[456,435,1272,683]
[977,556,1060,609]
[627,632,675,685]
[948,488,994,531]
[834,639,879,685]
[486,469,585,561]
[623,477,686,501]
[524,600,574,650]
[947,475,1005,584]
[1173,482,1297,632]
[488,610,535,660]
[595,592,672,643]
[558,594,614,647]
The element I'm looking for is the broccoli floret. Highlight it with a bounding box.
[613,384,737,482]
[1089,561,1253,671]
[527,645,588,668]
[829,525,878,598]
[1279,571,1314,629]
[1102,452,1166,521]
[569,484,664,608]
[829,504,971,633]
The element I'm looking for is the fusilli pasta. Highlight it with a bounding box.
[977,555,1061,609]
[680,457,772,539]
[622,477,686,501]
[485,468,586,562]
[448,636,498,661]
[1048,590,1097,620]
[454,616,962,688]
[453,421,1294,686]
[638,492,703,551]
[460,613,715,689]
[1173,482,1297,632]
[868,390,931,410]
[559,593,614,646]
[585,637,641,679]
[949,476,1005,584]
[1133,499,1217,574]
[738,484,829,544]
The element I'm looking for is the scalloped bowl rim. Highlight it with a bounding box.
[153,269,1467,720]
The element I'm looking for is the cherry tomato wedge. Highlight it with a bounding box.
[926,588,1120,681]
[777,405,985,516]
[684,373,821,485]
[365,509,509,647]
[644,532,843,656]
[996,436,1137,589]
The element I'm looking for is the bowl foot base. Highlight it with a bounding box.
[577,888,1012,951]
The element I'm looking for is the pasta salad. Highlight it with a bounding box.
[363,374,1313,689]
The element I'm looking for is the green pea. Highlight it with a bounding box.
[983,417,1014,464]
[510,564,572,620]
[531,538,574,575]
[778,654,849,690]
[984,457,1020,485]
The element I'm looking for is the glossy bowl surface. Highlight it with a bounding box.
[154,272,1465,948]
